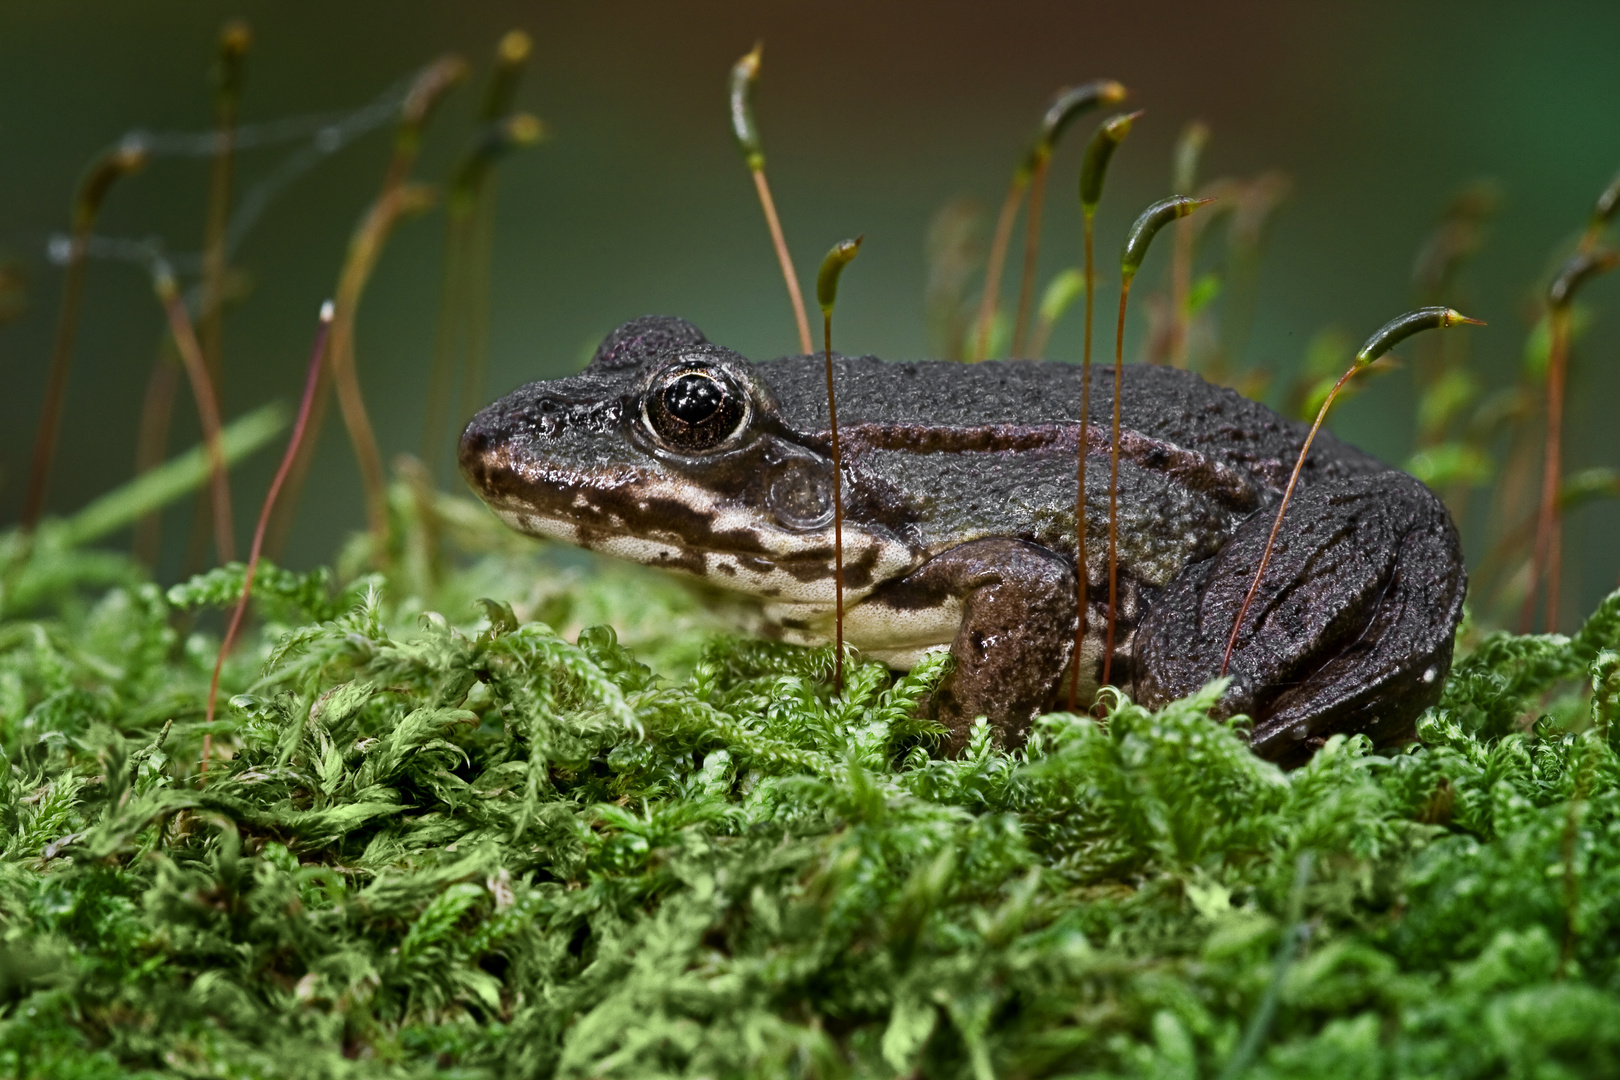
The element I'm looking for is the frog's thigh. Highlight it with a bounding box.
[871,538,1077,754]
[1135,472,1465,768]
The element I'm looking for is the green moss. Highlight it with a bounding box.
[1,487,1619,1078]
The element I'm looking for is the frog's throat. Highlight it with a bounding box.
[485,487,916,607]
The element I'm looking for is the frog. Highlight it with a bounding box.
[459,315,1466,767]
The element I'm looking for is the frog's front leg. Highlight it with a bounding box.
[1134,471,1466,768]
[865,538,1077,753]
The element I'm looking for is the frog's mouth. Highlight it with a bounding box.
[462,437,915,606]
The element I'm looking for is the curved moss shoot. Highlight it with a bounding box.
[1066,108,1139,708]
[21,138,148,532]
[1583,169,1620,250]
[1102,196,1213,689]
[816,236,863,694]
[975,79,1126,361]
[1010,81,1129,357]
[1078,110,1141,214]
[1222,307,1483,676]
[1522,248,1619,632]
[731,44,813,355]
[205,301,334,763]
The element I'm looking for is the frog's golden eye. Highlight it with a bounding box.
[642,362,750,452]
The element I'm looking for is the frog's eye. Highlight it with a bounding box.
[642,362,750,452]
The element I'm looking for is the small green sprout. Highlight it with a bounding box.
[1102,195,1214,688]
[975,79,1126,361]
[1010,81,1129,356]
[730,43,813,355]
[1066,109,1140,707]
[1584,168,1620,247]
[816,236,863,694]
[1122,194,1214,280]
[1222,307,1483,675]
[1079,110,1143,215]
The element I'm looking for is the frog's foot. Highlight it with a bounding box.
[1134,471,1465,768]
[870,538,1077,754]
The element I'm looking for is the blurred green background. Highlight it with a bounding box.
[2,0,1617,621]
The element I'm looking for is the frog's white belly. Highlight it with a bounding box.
[763,595,962,671]
[766,591,1114,702]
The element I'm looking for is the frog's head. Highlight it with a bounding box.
[459,316,912,603]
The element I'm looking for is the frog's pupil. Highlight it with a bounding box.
[664,374,723,424]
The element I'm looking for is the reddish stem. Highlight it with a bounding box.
[753,168,812,355]
[1222,365,1359,676]
[973,174,1028,361]
[1101,278,1133,689]
[1522,306,1570,633]
[1011,156,1049,357]
[156,273,235,564]
[823,312,845,694]
[1067,215,1095,711]
[203,303,333,769]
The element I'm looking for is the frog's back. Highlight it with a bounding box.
[756,355,1386,490]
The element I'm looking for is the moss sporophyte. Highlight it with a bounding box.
[9,23,1620,1077]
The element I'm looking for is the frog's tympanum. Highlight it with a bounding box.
[460,316,1466,766]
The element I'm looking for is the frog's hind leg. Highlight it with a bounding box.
[871,538,1077,755]
[1134,471,1465,768]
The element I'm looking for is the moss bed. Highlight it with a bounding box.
[1,484,1619,1079]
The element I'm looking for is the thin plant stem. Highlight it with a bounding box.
[753,168,813,354]
[973,176,1027,361]
[132,336,181,566]
[199,22,249,385]
[181,20,251,578]
[1523,306,1571,633]
[979,80,1126,363]
[729,45,811,355]
[1520,249,1616,630]
[203,302,333,772]
[824,310,845,694]
[1220,365,1354,676]
[816,236,862,694]
[1068,214,1095,710]
[1222,306,1479,676]
[423,205,473,471]
[1168,213,1194,367]
[458,182,499,422]
[1010,157,1049,356]
[154,267,234,564]
[327,188,436,540]
[22,141,146,530]
[1101,278,1132,688]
